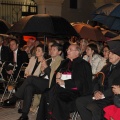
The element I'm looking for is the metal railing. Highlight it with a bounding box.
[0,1,38,24]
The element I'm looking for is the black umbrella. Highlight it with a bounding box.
[0,19,11,34]
[8,14,79,37]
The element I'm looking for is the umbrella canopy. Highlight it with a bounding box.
[101,30,118,38]
[94,3,120,18]
[0,19,11,34]
[93,14,120,30]
[109,35,120,41]
[8,14,79,37]
[73,23,105,41]
[93,3,120,31]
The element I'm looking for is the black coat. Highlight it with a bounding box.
[1,45,10,62]
[51,57,92,95]
[37,57,93,120]
[6,49,29,79]
[93,61,120,98]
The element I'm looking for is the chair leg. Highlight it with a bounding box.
[72,111,79,120]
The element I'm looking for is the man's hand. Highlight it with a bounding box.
[112,85,120,95]
[56,78,65,86]
[56,72,62,79]
[93,91,104,100]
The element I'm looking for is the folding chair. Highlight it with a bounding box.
[0,62,28,105]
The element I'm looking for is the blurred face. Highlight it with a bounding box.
[103,47,110,59]
[35,47,44,58]
[34,41,40,47]
[67,45,79,60]
[50,46,61,58]
[27,39,35,47]
[9,40,18,51]
[86,46,94,57]
[48,42,54,55]
[80,41,87,52]
[109,52,120,64]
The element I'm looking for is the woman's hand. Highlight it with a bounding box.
[56,72,62,79]
[41,59,48,72]
[112,85,120,95]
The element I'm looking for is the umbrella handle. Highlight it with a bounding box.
[96,72,105,86]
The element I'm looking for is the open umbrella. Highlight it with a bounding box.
[7,14,79,38]
[101,29,118,38]
[94,3,120,18]
[73,23,105,41]
[93,14,120,30]
[0,19,11,34]
[93,3,120,31]
[109,35,120,41]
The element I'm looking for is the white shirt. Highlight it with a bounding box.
[13,49,18,63]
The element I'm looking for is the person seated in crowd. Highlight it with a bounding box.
[83,43,106,75]
[0,35,10,62]
[0,35,10,80]
[79,39,88,58]
[22,38,36,58]
[104,77,120,120]
[5,38,29,81]
[36,44,92,120]
[24,44,45,78]
[102,45,110,63]
[2,42,63,120]
[23,44,45,112]
[76,40,120,120]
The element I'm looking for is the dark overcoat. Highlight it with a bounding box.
[37,57,92,120]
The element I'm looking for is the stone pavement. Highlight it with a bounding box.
[0,107,37,120]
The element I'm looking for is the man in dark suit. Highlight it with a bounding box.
[0,35,10,62]
[6,38,29,80]
[37,44,92,120]
[76,40,120,120]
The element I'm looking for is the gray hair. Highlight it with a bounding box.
[70,44,82,56]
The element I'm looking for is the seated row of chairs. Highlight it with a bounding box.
[0,62,28,104]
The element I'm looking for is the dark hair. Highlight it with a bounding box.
[103,45,110,50]
[51,42,63,52]
[87,43,98,54]
[9,38,19,44]
[36,44,44,52]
